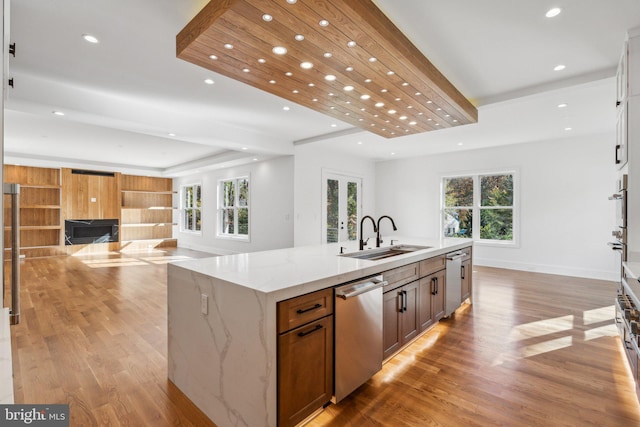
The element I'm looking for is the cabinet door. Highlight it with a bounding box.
[461,259,471,302]
[401,281,419,343]
[383,289,402,360]
[419,276,434,331]
[432,270,446,321]
[278,316,333,427]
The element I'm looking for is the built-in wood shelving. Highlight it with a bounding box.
[4,165,64,258]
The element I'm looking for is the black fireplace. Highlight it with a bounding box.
[65,219,119,245]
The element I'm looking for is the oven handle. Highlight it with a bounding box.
[336,277,387,299]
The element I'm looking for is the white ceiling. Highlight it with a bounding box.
[4,0,640,176]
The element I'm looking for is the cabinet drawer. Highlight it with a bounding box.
[382,262,419,292]
[277,288,334,333]
[419,255,445,277]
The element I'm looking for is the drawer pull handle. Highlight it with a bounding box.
[298,324,323,337]
[297,303,322,314]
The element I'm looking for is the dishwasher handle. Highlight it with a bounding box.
[336,277,387,299]
[446,251,467,261]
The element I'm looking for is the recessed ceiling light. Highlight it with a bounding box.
[375,102,384,107]
[253,158,259,161]
[457,142,464,146]
[347,41,357,48]
[381,89,388,93]
[82,34,99,43]
[343,85,354,91]
[295,34,305,41]
[390,152,396,156]
[262,14,273,22]
[285,72,293,76]
[308,83,315,87]
[269,80,276,84]
[224,43,234,49]
[283,106,290,111]
[408,106,413,109]
[436,107,442,111]
[258,58,266,64]
[312,98,318,102]
[242,68,250,73]
[325,74,336,81]
[286,0,297,4]
[357,141,363,145]
[426,100,433,104]
[409,121,417,125]
[331,124,337,127]
[209,54,218,60]
[168,133,177,137]
[204,78,215,85]
[328,92,335,96]
[402,82,409,87]
[52,111,65,116]
[395,98,401,101]
[557,103,568,108]
[564,127,573,131]
[388,109,396,114]
[399,116,407,120]
[319,19,329,27]
[415,92,422,96]
[545,7,562,18]
[453,119,458,122]
[272,46,287,55]
[360,94,371,100]
[242,147,248,150]
[300,61,313,69]
[554,64,566,71]
[324,52,332,58]
[346,66,354,72]
[292,89,299,93]
[369,57,377,62]
[387,71,395,75]
[364,78,372,83]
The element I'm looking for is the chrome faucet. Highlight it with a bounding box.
[376,215,397,247]
[359,215,377,250]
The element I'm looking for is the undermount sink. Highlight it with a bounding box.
[340,245,432,261]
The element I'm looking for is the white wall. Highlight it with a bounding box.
[173,155,294,254]
[294,144,377,247]
[375,133,620,280]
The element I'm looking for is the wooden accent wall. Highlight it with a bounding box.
[61,169,121,220]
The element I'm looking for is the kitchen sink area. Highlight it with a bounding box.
[340,245,432,261]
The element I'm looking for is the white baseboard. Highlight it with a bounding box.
[473,257,619,282]
[0,308,14,404]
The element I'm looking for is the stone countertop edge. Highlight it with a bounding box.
[168,238,473,303]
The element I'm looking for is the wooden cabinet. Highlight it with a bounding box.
[277,288,333,427]
[461,247,472,303]
[120,174,176,245]
[61,168,120,220]
[4,165,64,258]
[419,268,446,332]
[383,280,419,360]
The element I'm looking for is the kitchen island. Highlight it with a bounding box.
[167,237,472,427]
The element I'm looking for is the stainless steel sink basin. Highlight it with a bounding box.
[340,245,432,261]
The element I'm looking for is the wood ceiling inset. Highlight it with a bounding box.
[177,0,478,138]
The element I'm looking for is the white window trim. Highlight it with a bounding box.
[180,182,202,235]
[217,175,251,242]
[441,169,519,248]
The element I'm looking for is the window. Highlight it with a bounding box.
[443,172,516,244]
[218,177,249,239]
[181,184,202,233]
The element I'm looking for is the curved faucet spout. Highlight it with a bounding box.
[376,215,397,247]
[359,215,377,250]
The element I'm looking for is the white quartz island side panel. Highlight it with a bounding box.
[167,238,472,427]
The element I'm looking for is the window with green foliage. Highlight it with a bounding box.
[443,172,515,243]
[181,184,202,233]
[219,177,249,239]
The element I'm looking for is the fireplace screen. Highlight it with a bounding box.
[65,219,119,245]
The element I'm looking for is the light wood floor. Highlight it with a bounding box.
[6,253,640,426]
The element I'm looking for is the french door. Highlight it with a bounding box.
[322,171,362,244]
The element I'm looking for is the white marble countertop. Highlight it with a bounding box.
[171,237,472,301]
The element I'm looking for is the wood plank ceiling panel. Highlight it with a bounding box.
[177,0,478,138]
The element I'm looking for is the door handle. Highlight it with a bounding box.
[461,265,465,280]
[431,277,438,295]
[297,324,323,337]
[402,290,407,312]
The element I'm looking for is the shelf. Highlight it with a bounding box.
[19,184,61,189]
[121,206,177,210]
[121,190,175,194]
[4,226,62,230]
[121,223,176,227]
[20,205,61,209]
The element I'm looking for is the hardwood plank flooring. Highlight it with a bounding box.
[6,253,640,426]
[6,248,217,427]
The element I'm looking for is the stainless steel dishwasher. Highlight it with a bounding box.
[333,274,386,403]
[445,251,467,316]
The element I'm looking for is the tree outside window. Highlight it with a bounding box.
[443,172,515,243]
[182,184,201,233]
[219,177,249,238]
